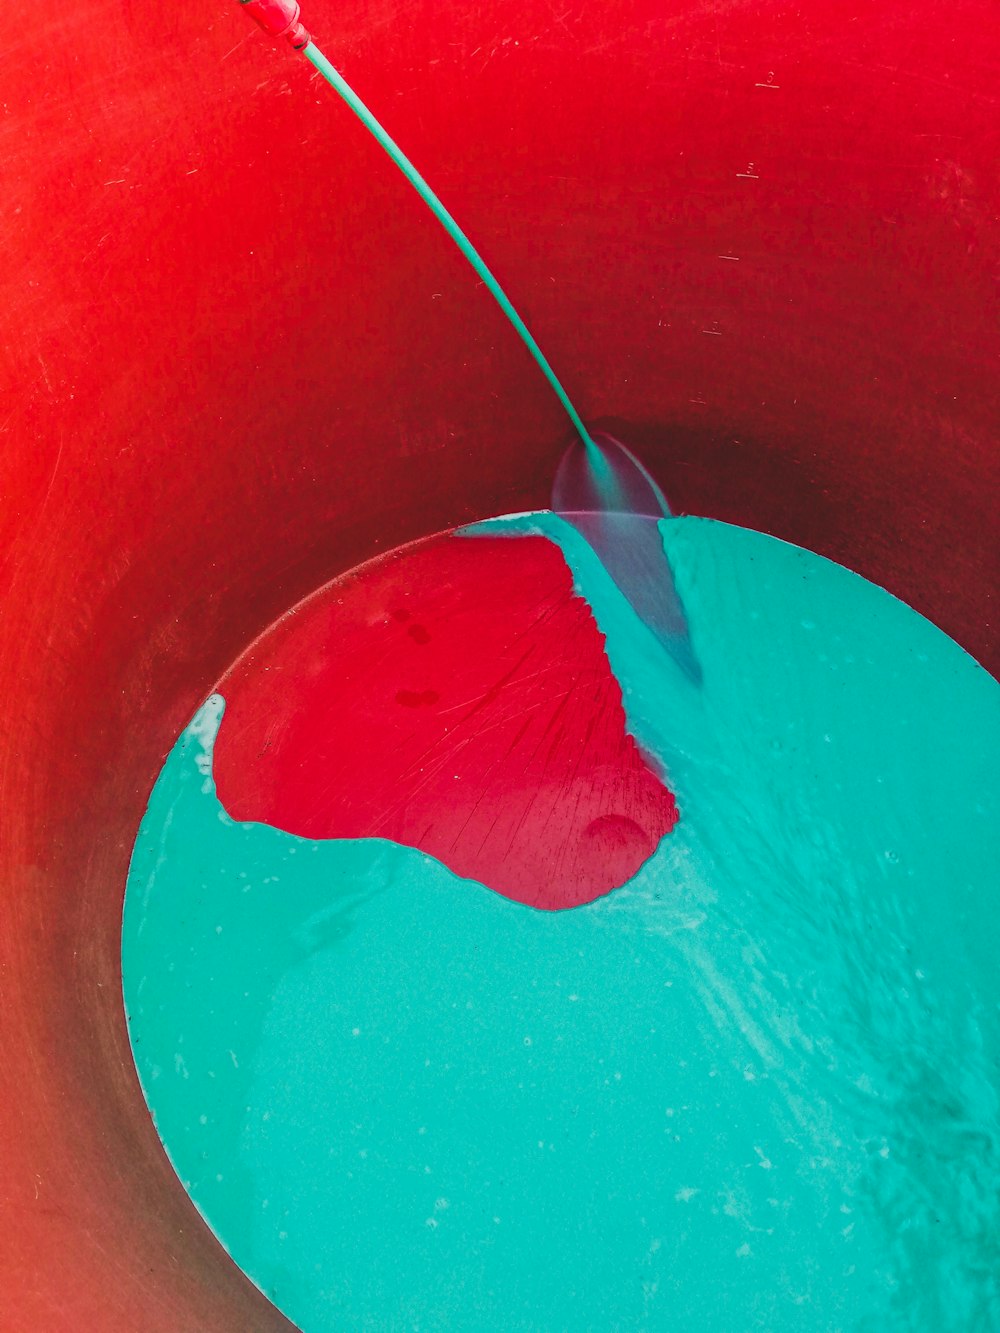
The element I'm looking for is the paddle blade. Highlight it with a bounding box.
[553,433,701,685]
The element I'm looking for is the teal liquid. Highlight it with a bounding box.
[123,515,1000,1331]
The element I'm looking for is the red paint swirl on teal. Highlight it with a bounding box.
[213,533,678,909]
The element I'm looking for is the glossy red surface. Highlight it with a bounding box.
[1,1,996,1327]
[214,533,678,909]
[241,0,310,49]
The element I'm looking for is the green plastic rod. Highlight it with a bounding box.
[303,41,596,456]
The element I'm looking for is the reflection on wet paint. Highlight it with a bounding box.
[211,529,680,911]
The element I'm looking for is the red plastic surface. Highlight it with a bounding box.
[1,1,997,1327]
[240,0,310,49]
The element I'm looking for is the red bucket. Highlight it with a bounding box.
[1,2,996,1326]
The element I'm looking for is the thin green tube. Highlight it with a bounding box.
[303,41,595,454]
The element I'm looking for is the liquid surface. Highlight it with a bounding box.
[210,529,679,909]
[123,515,1000,1331]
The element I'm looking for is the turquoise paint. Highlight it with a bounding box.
[123,516,1000,1331]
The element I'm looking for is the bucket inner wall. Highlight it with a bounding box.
[1,1,997,1327]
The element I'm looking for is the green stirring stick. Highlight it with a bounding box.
[238,0,698,678]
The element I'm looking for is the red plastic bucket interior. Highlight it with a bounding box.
[1,2,996,1326]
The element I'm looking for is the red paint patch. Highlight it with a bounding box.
[213,533,678,909]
